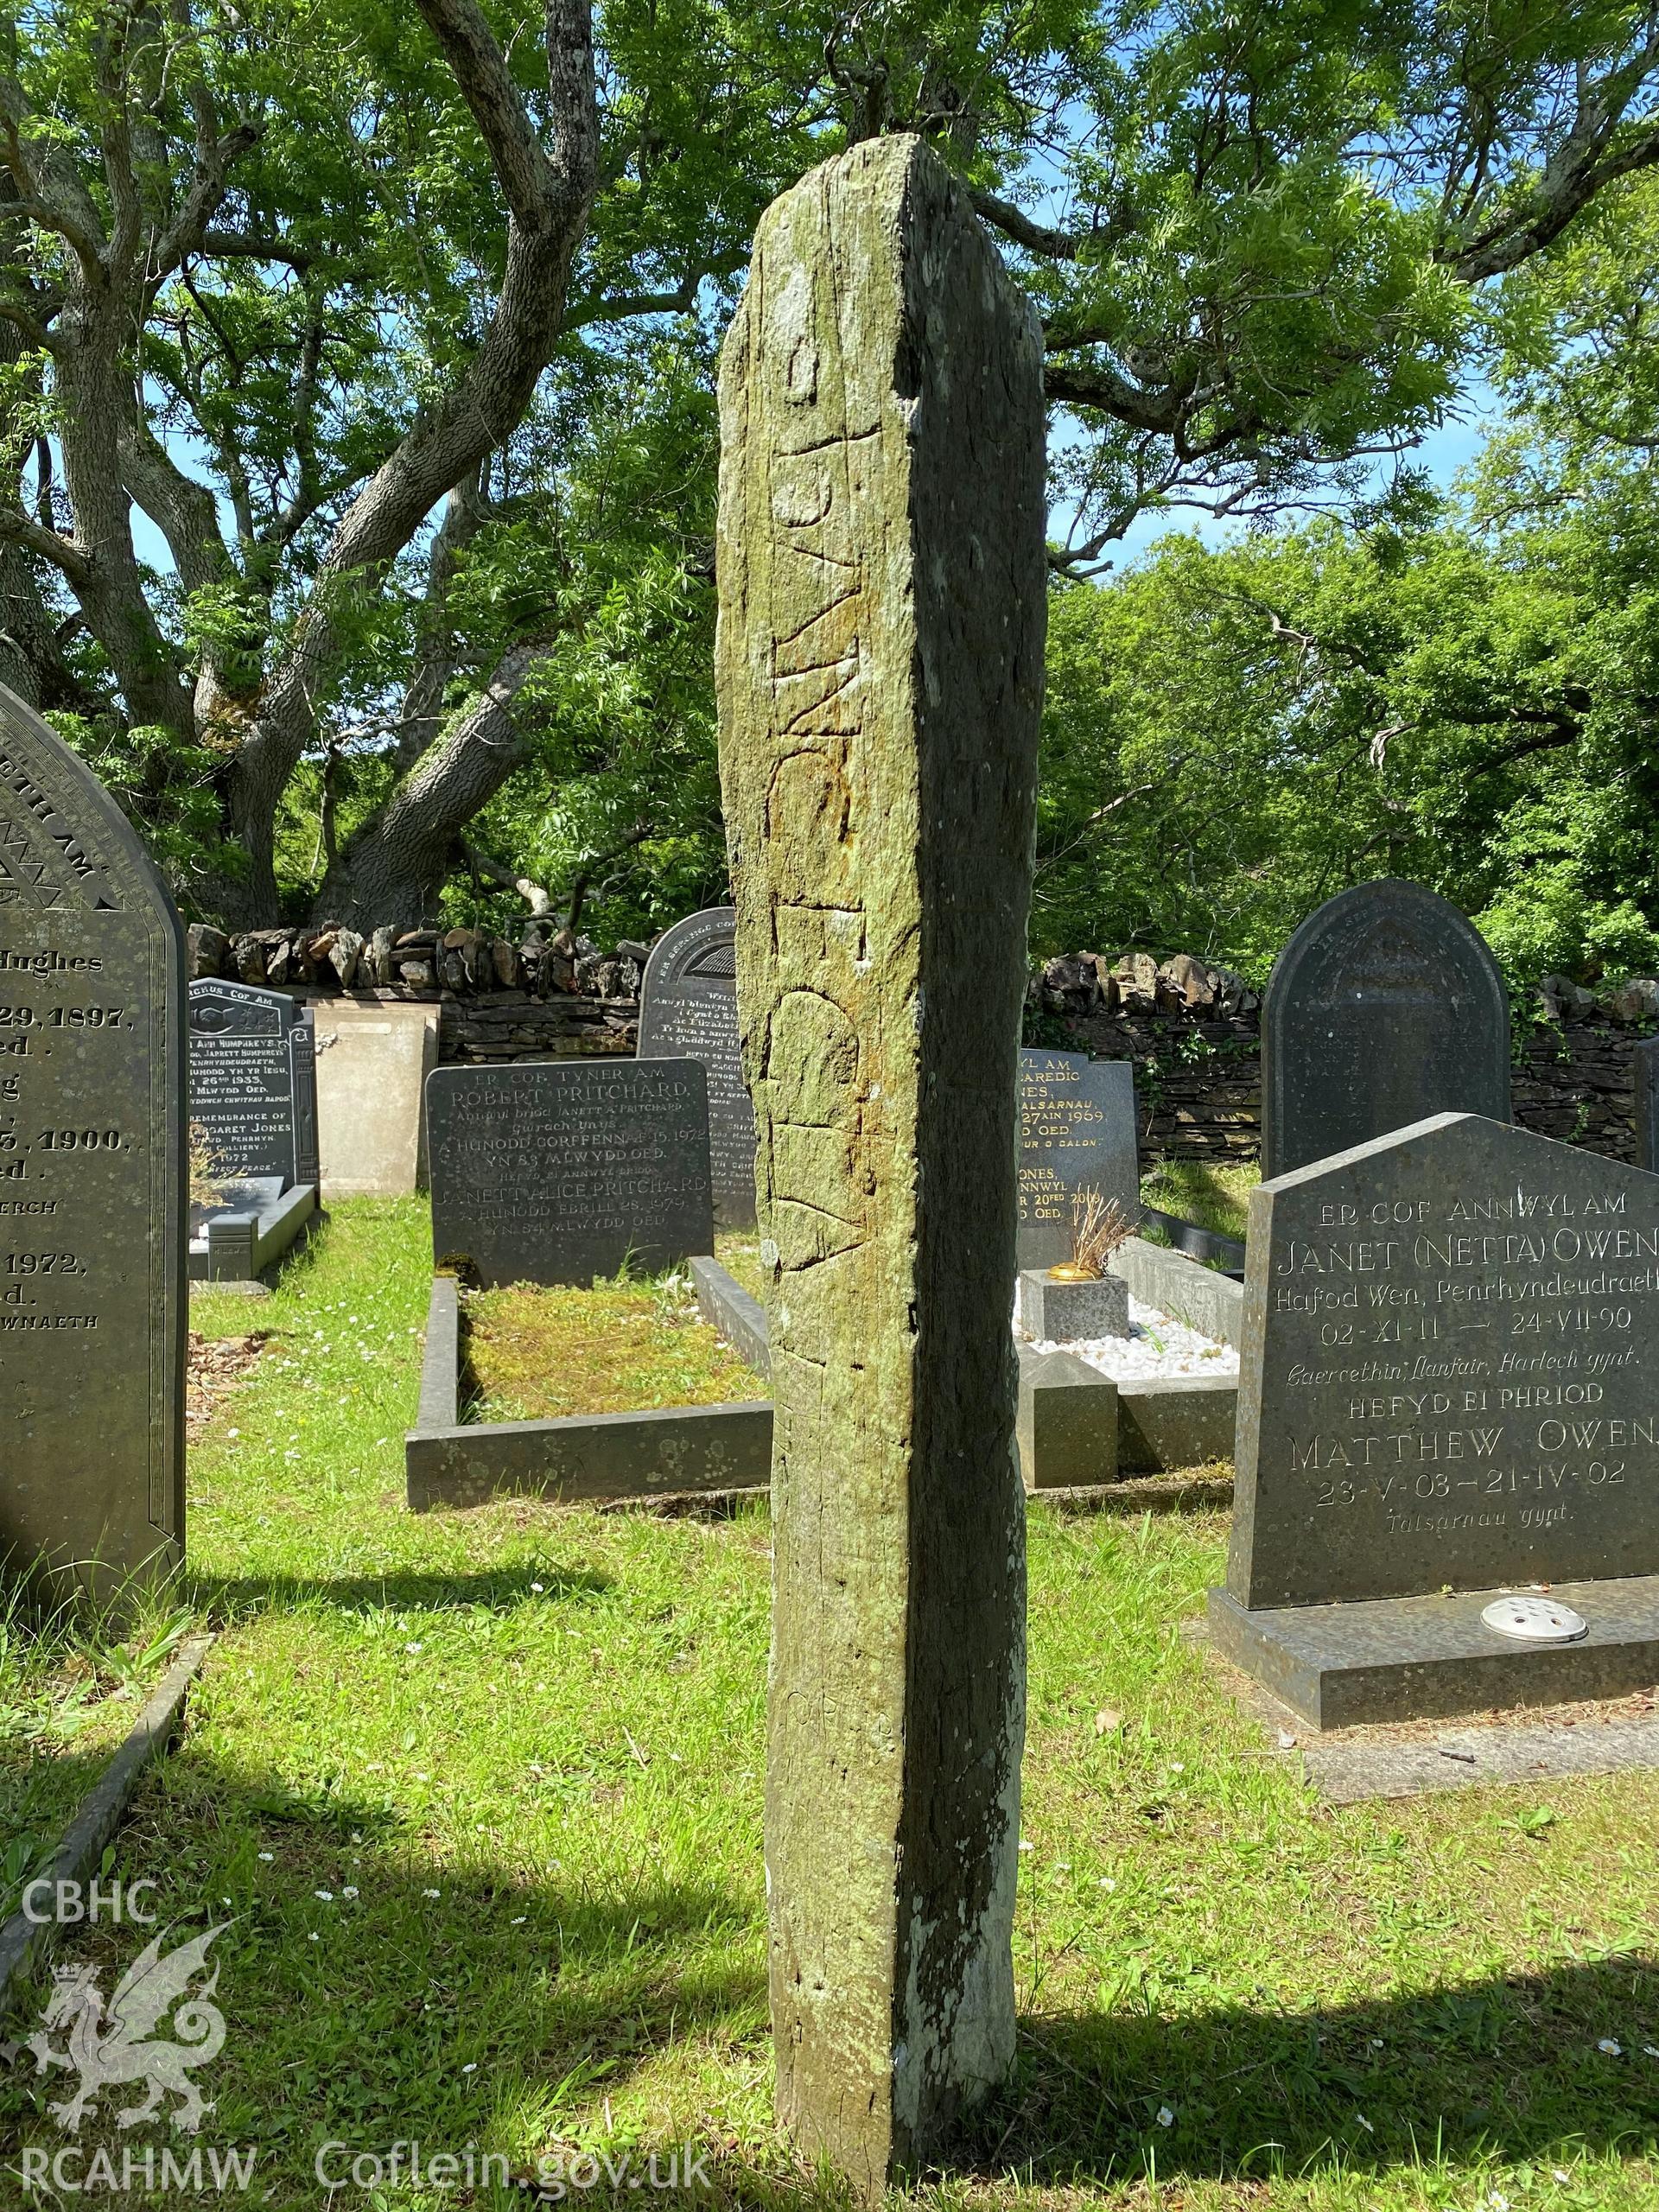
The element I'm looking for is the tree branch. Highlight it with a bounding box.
[229,0,599,910]
[968,188,1079,261]
[0,503,92,588]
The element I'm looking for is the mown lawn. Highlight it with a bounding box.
[1,1198,1655,2209]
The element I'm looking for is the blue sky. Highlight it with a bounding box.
[1076,387,1501,572]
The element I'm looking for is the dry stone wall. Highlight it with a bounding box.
[185,923,1656,1166]
[185,919,642,1064]
[1045,951,1654,1166]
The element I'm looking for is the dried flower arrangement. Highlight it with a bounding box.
[1049,1187,1135,1281]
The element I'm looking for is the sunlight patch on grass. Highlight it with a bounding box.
[714,1231,768,1302]
[3,1199,1655,2209]
[464,1271,760,1421]
[1141,1159,1260,1241]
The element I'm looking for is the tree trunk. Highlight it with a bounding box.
[309,643,549,928]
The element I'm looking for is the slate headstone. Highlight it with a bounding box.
[426,1058,714,1287]
[637,906,756,1228]
[1636,1035,1659,1173]
[1262,880,1510,1179]
[0,682,185,1589]
[717,136,1043,2187]
[188,978,318,1190]
[1227,1111,1659,1611]
[1017,1049,1138,1268]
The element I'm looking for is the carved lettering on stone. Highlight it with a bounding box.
[716,137,1046,2190]
[0,684,185,1589]
[1230,1111,1659,1610]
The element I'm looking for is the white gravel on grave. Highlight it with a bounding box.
[1018,1293,1238,1382]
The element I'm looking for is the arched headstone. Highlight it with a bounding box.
[1262,880,1510,1178]
[0,684,185,1591]
[637,906,756,1228]
[188,978,318,1191]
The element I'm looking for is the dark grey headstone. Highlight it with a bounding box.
[1229,1110,1659,1612]
[637,907,755,1228]
[1262,880,1510,1179]
[426,1058,715,1287]
[1017,1049,1138,1268]
[188,977,318,1191]
[0,683,185,1589]
[1637,1036,1659,1173]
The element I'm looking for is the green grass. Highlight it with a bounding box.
[0,1581,197,1920]
[1141,1160,1260,1243]
[2,1198,1655,2208]
[715,1230,768,1302]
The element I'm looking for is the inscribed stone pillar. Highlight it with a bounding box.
[0,683,186,1594]
[715,137,1046,2190]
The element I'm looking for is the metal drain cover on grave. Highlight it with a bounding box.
[1482,1593,1588,1644]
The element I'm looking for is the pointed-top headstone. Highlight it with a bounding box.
[0,683,185,1592]
[1212,1109,1659,1726]
[717,136,1045,2191]
[1262,880,1510,1179]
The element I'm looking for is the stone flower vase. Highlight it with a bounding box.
[1016,1265,1130,1344]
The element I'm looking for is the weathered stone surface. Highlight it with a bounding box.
[636,906,757,1228]
[1110,1234,1244,1350]
[188,978,318,1192]
[186,922,227,980]
[0,683,185,1590]
[688,1252,769,1378]
[1117,1373,1237,1471]
[1262,880,1510,1178]
[1016,1345,1117,1490]
[1017,1048,1139,1268]
[425,1058,714,1287]
[1016,1266,1128,1343]
[191,1178,315,1284]
[716,137,1045,2190]
[1637,1035,1659,1172]
[406,1396,772,1510]
[313,1001,438,1196]
[1229,1111,1659,1612]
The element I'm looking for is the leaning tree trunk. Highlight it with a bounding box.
[308,643,548,929]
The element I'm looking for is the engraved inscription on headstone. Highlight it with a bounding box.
[426,1058,714,1287]
[188,978,318,1189]
[0,683,185,1587]
[637,906,756,1229]
[1262,880,1510,1179]
[1018,1049,1138,1268]
[1228,1111,1659,1611]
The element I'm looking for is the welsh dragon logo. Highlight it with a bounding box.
[23,1923,230,2134]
